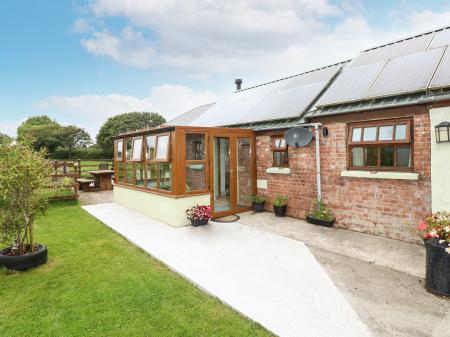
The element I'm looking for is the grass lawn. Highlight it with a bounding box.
[0,202,272,337]
[79,160,113,178]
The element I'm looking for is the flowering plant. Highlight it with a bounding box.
[186,205,212,221]
[419,211,450,254]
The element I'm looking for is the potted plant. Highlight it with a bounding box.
[250,195,266,212]
[306,199,335,227]
[186,205,212,227]
[0,141,51,271]
[273,194,288,217]
[418,212,450,297]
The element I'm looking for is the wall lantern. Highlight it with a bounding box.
[435,121,450,143]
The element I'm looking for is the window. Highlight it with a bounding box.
[155,135,170,161]
[146,136,156,160]
[131,137,143,161]
[126,138,133,160]
[115,140,123,161]
[348,119,412,170]
[185,133,207,193]
[272,136,289,167]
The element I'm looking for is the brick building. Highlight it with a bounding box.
[166,26,450,242]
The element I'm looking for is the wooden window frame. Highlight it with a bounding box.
[115,139,124,161]
[130,136,144,162]
[184,132,208,194]
[154,133,171,162]
[271,135,289,168]
[347,118,413,172]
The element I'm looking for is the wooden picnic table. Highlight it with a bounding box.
[87,170,114,191]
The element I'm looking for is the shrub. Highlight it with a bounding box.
[273,194,288,207]
[0,141,51,254]
[250,195,267,204]
[307,199,334,221]
[52,146,113,160]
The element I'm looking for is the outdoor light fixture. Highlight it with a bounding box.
[435,121,450,143]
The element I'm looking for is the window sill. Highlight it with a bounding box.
[340,170,419,180]
[266,167,291,175]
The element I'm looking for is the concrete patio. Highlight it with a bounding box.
[82,200,450,337]
[83,203,370,337]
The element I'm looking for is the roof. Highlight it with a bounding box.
[170,25,450,128]
[314,26,450,111]
[167,103,216,126]
[182,61,349,127]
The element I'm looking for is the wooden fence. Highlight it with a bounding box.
[48,159,113,201]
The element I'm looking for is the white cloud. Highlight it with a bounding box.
[33,84,218,138]
[81,26,154,68]
[406,10,450,33]
[71,18,91,33]
[0,121,22,138]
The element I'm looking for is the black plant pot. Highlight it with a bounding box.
[0,245,47,271]
[274,205,287,217]
[306,216,335,227]
[253,202,265,212]
[191,219,209,227]
[424,238,450,297]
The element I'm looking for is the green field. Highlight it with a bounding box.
[0,202,272,337]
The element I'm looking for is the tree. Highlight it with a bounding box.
[0,141,51,254]
[96,112,166,150]
[17,115,62,154]
[0,133,12,145]
[59,126,92,159]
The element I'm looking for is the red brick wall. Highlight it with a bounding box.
[256,112,431,242]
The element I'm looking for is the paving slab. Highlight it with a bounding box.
[83,203,371,337]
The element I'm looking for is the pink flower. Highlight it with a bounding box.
[419,222,427,231]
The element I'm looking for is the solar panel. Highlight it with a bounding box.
[316,62,385,106]
[429,29,450,49]
[238,82,326,124]
[189,64,343,126]
[366,47,445,98]
[429,47,450,89]
[351,33,433,68]
[282,65,341,90]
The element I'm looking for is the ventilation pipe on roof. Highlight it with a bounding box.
[235,79,242,91]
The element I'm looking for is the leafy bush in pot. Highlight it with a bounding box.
[273,194,288,207]
[0,141,51,255]
[307,199,334,221]
[250,195,267,204]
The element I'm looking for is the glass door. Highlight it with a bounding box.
[210,133,255,218]
[212,136,232,214]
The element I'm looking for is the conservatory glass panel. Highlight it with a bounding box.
[186,164,206,192]
[159,163,172,191]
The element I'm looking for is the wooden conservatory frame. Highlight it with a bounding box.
[113,126,257,219]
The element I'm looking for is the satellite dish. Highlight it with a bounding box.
[285,127,313,147]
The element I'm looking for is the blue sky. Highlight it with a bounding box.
[1,0,450,139]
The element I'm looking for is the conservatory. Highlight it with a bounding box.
[113,126,256,226]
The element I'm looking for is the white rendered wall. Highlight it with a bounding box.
[113,185,210,227]
[429,106,450,212]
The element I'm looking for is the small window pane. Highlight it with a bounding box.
[380,147,395,166]
[132,138,143,160]
[159,163,172,191]
[136,162,145,186]
[118,162,125,181]
[378,126,393,141]
[186,134,205,160]
[126,163,134,183]
[116,140,123,160]
[146,163,157,189]
[397,146,412,167]
[186,164,206,192]
[363,127,377,141]
[274,137,286,149]
[395,124,407,140]
[352,147,364,166]
[126,139,132,160]
[352,128,362,142]
[156,135,169,160]
[146,136,156,160]
[364,147,378,166]
[273,150,288,166]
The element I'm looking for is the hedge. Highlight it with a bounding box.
[51,147,113,160]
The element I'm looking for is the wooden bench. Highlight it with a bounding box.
[77,178,95,192]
